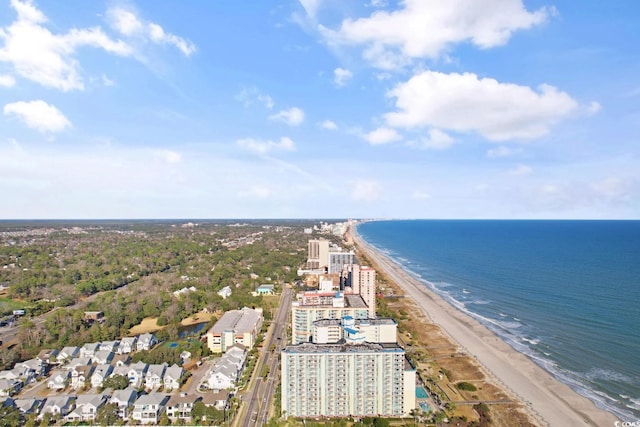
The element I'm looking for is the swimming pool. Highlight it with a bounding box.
[416,387,428,399]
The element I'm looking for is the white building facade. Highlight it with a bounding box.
[281,343,415,418]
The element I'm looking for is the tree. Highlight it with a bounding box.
[103,374,129,390]
[96,403,120,426]
[0,404,24,426]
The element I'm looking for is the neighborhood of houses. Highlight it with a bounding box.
[0,304,265,425]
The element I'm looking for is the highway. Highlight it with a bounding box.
[239,286,292,427]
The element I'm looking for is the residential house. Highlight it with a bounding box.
[90,364,113,388]
[18,358,44,383]
[36,349,59,365]
[111,354,131,367]
[206,345,246,391]
[47,369,70,390]
[163,364,184,391]
[111,364,130,379]
[131,393,169,424]
[137,333,157,351]
[65,394,107,422]
[84,311,104,324]
[80,342,100,358]
[57,346,80,363]
[127,362,148,388]
[91,350,114,365]
[13,397,43,415]
[217,285,232,299]
[66,357,92,371]
[145,363,167,389]
[99,340,119,352]
[201,390,230,411]
[110,387,138,420]
[0,370,19,381]
[70,365,95,390]
[39,395,74,420]
[117,337,137,354]
[0,378,22,397]
[166,393,202,423]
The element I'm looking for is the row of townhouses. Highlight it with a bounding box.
[5,389,228,424]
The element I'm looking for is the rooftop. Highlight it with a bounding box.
[209,307,262,334]
[283,342,405,354]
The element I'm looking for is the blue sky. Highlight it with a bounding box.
[0,0,638,219]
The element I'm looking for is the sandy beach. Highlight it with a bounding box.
[350,225,619,427]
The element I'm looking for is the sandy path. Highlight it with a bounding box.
[351,226,619,427]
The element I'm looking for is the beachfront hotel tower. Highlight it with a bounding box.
[307,239,330,270]
[345,264,377,318]
[281,342,416,418]
[291,292,369,344]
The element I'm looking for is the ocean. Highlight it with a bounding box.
[357,220,640,421]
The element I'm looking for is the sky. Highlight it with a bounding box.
[0,0,639,219]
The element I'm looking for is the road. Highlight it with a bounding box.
[238,286,292,427]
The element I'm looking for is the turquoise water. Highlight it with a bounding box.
[358,220,640,421]
[416,387,428,399]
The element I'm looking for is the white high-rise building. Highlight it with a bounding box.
[312,316,397,344]
[347,264,377,318]
[281,342,416,418]
[328,251,355,274]
[291,293,369,344]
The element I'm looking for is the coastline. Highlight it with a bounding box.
[349,223,619,427]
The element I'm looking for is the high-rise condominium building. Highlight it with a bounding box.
[307,239,330,270]
[281,342,416,418]
[347,264,376,318]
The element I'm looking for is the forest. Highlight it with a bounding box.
[0,220,320,369]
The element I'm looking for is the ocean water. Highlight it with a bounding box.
[357,220,640,421]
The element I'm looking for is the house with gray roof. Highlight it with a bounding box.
[91,364,113,388]
[166,393,202,423]
[137,333,157,351]
[116,336,137,354]
[57,346,80,362]
[145,363,167,389]
[110,387,138,419]
[65,394,107,422]
[91,350,114,365]
[163,364,184,391]
[39,395,74,420]
[127,362,148,388]
[47,369,70,390]
[80,342,100,358]
[0,378,22,397]
[132,393,169,424]
[13,397,43,415]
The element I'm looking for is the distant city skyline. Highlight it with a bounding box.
[1,1,638,219]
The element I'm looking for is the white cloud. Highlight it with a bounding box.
[0,74,16,87]
[237,136,296,155]
[235,87,274,109]
[3,100,71,132]
[587,101,602,114]
[385,71,579,141]
[487,145,522,158]
[299,0,322,19]
[107,7,196,57]
[153,149,182,164]
[362,127,401,145]
[320,120,338,130]
[334,67,353,86]
[351,179,383,202]
[320,0,549,68]
[417,128,455,150]
[507,164,533,176]
[367,0,388,8]
[269,107,305,126]
[0,0,133,91]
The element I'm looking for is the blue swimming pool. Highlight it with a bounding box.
[419,402,433,413]
[416,387,428,399]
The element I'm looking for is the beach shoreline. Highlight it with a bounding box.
[349,223,619,427]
